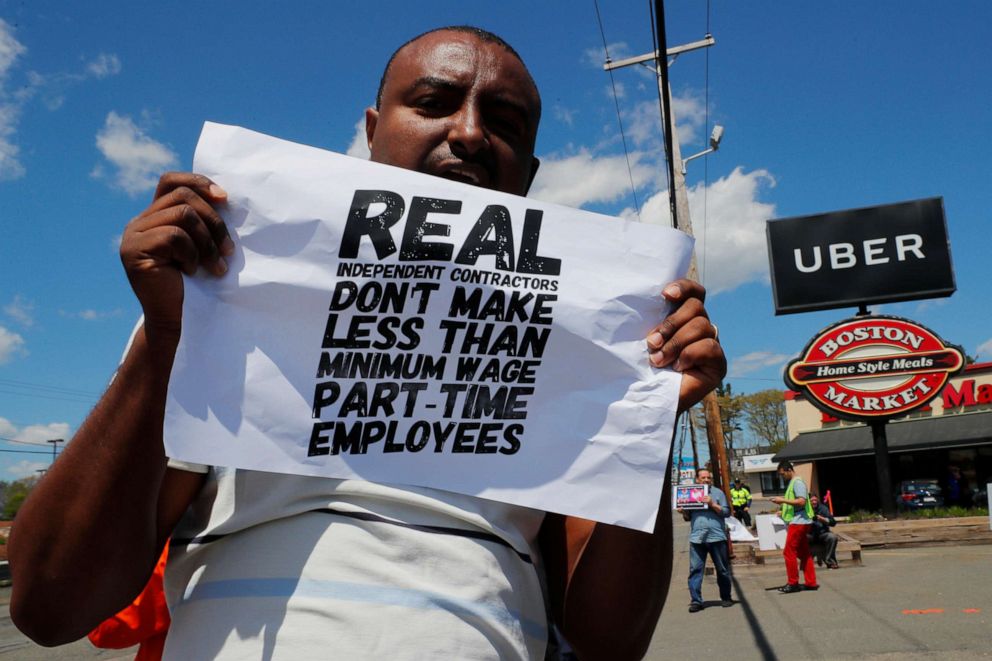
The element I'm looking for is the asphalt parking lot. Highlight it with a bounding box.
[1,518,989,659]
[646,518,991,660]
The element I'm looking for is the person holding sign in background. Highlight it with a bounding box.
[677,469,734,613]
[10,26,726,659]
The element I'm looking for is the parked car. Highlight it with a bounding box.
[897,479,943,510]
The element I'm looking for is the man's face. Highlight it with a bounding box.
[366,31,541,196]
[778,468,792,479]
[811,496,819,508]
[697,471,713,484]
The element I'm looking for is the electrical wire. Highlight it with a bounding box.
[0,436,63,447]
[593,0,642,221]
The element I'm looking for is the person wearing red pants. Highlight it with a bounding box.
[769,461,818,593]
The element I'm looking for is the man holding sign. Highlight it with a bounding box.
[11,26,725,659]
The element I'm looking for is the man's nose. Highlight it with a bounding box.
[447,103,489,156]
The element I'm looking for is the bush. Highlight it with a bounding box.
[844,507,988,522]
[899,506,988,519]
[847,510,886,523]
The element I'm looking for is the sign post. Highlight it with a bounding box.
[769,197,960,518]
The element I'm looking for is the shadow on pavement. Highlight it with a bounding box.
[731,574,777,661]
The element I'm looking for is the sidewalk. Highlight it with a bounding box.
[645,517,991,660]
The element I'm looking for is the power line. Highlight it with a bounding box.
[593,0,642,221]
[0,448,58,455]
[0,436,61,447]
[0,378,100,398]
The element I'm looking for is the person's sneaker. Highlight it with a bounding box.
[688,602,703,613]
[721,599,734,608]
[779,584,802,594]
[827,561,840,569]
[803,584,820,591]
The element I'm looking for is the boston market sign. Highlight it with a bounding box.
[785,316,965,421]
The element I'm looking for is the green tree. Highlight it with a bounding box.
[3,476,40,520]
[740,389,789,451]
[715,383,745,461]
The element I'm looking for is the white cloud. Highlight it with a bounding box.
[553,105,576,127]
[583,42,632,69]
[345,117,370,159]
[624,93,706,152]
[0,18,26,79]
[622,166,777,294]
[0,19,26,180]
[59,308,122,321]
[0,21,120,181]
[4,294,34,327]
[94,111,178,195]
[8,421,70,445]
[730,351,793,377]
[0,418,72,477]
[86,53,121,78]
[7,459,49,479]
[0,325,25,363]
[528,148,654,208]
[977,338,992,360]
[607,81,626,100]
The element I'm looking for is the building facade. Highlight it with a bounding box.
[775,362,992,514]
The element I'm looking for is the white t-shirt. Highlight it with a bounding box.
[163,464,549,660]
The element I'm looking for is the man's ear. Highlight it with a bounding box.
[364,107,379,153]
[524,156,540,195]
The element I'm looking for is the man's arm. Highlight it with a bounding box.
[8,174,230,645]
[541,280,725,660]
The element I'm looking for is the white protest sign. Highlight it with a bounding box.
[164,122,693,531]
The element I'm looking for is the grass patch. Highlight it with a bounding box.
[845,507,988,523]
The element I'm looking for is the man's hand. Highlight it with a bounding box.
[769,496,783,505]
[645,279,726,412]
[120,172,233,336]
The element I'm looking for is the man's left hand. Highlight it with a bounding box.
[646,279,726,413]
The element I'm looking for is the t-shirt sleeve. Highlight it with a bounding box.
[167,458,210,474]
[794,479,808,500]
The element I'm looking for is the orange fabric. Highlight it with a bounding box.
[88,544,170,660]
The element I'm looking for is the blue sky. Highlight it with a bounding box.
[1,1,990,478]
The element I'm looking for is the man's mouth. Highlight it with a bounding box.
[434,162,492,188]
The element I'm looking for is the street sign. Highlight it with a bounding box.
[766,197,955,315]
[785,315,965,422]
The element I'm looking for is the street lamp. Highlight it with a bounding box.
[681,124,725,174]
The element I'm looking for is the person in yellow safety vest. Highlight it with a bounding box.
[768,460,818,594]
[729,479,752,527]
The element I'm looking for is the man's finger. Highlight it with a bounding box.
[144,186,234,259]
[154,172,227,201]
[128,205,227,277]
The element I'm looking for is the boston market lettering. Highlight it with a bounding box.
[785,316,965,421]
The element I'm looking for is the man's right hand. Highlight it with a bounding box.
[120,172,232,336]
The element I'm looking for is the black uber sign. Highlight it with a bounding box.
[766,197,955,315]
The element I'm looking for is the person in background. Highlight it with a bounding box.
[678,469,733,612]
[730,478,752,527]
[769,460,818,594]
[808,494,838,569]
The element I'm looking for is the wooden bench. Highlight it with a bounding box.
[750,531,862,566]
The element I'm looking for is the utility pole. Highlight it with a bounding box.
[46,438,63,467]
[604,21,732,499]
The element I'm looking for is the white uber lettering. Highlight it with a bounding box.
[794,246,822,273]
[895,234,924,261]
[863,237,890,265]
[829,243,857,269]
